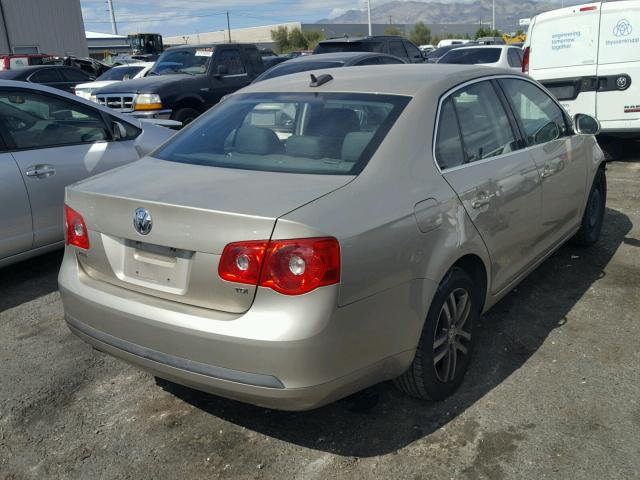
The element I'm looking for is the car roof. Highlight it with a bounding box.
[319,35,405,44]
[165,43,255,51]
[241,64,524,97]
[449,45,511,50]
[281,52,401,64]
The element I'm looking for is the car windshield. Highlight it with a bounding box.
[96,66,144,81]
[254,61,343,82]
[439,48,501,64]
[154,92,410,175]
[315,42,385,54]
[149,48,212,76]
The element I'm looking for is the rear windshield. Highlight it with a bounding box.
[97,66,144,81]
[254,61,343,82]
[315,42,385,54]
[154,92,410,175]
[439,48,501,64]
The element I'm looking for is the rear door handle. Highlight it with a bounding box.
[25,164,56,178]
[471,198,491,209]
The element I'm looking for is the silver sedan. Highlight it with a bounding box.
[59,65,606,410]
[0,80,174,267]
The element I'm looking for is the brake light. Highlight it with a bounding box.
[522,46,530,74]
[218,240,269,285]
[64,204,90,250]
[1,58,8,70]
[218,237,341,295]
[579,5,597,11]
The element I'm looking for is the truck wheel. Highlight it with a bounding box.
[171,107,200,126]
[571,168,606,247]
[394,267,480,401]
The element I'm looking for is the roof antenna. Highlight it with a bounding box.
[310,73,333,87]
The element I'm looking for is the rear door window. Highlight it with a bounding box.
[435,98,465,170]
[60,68,92,82]
[216,49,246,75]
[450,81,518,163]
[500,78,569,145]
[389,40,408,58]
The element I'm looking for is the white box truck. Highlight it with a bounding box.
[524,1,640,158]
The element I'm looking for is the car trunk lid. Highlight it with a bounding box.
[66,157,352,313]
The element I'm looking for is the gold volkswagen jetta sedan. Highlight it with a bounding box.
[59,65,606,410]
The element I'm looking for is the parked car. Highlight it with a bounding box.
[437,45,523,70]
[59,65,606,411]
[425,43,478,63]
[92,43,266,125]
[0,66,95,93]
[254,52,407,83]
[314,36,425,63]
[436,39,471,48]
[524,0,640,159]
[43,56,111,78]
[0,54,53,71]
[0,80,174,267]
[74,62,154,100]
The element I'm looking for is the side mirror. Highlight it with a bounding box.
[112,121,127,140]
[574,113,600,135]
[534,121,560,144]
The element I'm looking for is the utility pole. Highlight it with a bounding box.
[107,0,118,35]
[227,11,231,42]
[389,16,392,25]
[492,0,495,32]
[367,0,372,36]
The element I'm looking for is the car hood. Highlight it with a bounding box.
[95,74,198,94]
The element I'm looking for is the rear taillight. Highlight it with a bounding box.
[1,58,8,70]
[218,237,341,295]
[64,204,90,250]
[218,240,269,285]
[522,46,530,74]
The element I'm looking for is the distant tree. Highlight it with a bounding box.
[384,26,403,36]
[288,27,308,49]
[303,30,325,50]
[409,21,431,45]
[270,26,290,53]
[515,29,525,36]
[475,27,502,39]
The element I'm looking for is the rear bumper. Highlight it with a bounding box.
[59,249,430,410]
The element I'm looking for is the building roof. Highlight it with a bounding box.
[86,31,128,40]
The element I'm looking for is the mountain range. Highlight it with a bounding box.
[318,0,572,31]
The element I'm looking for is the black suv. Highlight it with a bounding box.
[94,43,265,125]
[314,36,425,63]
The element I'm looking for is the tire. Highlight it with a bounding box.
[571,168,607,247]
[171,107,200,126]
[395,267,480,401]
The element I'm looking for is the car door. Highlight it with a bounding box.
[596,1,640,125]
[207,47,251,106]
[435,79,543,294]
[499,77,587,252]
[0,88,143,248]
[0,135,33,259]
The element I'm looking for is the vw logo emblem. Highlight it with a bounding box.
[616,76,629,89]
[133,208,153,235]
[613,19,633,37]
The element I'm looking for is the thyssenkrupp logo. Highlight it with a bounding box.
[613,19,633,37]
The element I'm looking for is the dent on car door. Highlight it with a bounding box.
[436,80,543,294]
[0,89,141,248]
[499,78,587,250]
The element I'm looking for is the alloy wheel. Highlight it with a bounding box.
[433,287,472,383]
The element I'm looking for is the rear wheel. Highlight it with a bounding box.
[171,107,200,126]
[571,168,606,247]
[395,267,480,401]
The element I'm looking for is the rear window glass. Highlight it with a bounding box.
[154,92,410,175]
[254,61,343,82]
[315,42,385,54]
[439,48,501,64]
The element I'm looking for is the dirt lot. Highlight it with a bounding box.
[1,160,639,480]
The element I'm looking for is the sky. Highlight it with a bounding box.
[80,0,365,37]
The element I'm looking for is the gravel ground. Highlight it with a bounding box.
[1,160,639,480]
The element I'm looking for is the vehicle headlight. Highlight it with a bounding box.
[134,93,163,111]
[89,94,98,103]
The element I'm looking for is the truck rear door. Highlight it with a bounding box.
[529,3,600,117]
[596,1,640,128]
